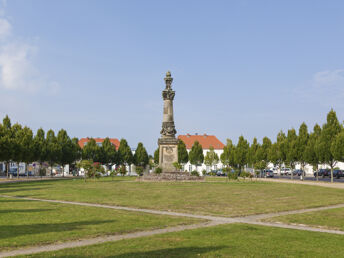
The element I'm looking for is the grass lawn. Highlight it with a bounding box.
[1,177,344,217]
[0,196,201,251]
[22,223,344,257]
[264,207,344,231]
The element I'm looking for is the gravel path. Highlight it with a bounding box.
[0,221,224,258]
[1,194,344,257]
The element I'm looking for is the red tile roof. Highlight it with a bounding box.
[178,134,224,150]
[78,138,120,150]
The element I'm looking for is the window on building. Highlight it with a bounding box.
[189,165,192,172]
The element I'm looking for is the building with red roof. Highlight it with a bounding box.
[177,134,225,173]
[178,134,224,150]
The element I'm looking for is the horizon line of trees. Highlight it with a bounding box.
[0,115,149,178]
[219,109,344,183]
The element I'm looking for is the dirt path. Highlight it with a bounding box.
[1,194,344,257]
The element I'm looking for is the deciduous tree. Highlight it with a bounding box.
[204,146,219,171]
[234,136,249,171]
[189,141,204,172]
[316,109,341,183]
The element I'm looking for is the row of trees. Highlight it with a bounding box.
[0,115,150,178]
[220,109,344,183]
[82,138,149,174]
[0,115,81,178]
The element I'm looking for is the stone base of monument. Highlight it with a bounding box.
[137,172,204,181]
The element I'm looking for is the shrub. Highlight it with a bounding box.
[173,162,182,171]
[119,165,127,176]
[227,170,239,180]
[155,167,162,174]
[202,169,207,176]
[136,166,144,176]
[191,170,199,177]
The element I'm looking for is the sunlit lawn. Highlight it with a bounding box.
[0,196,201,251]
[2,177,344,217]
[22,223,344,258]
[264,207,344,231]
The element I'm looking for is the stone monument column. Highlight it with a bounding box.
[158,71,179,172]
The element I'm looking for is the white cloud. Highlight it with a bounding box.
[313,69,344,87]
[293,69,344,107]
[0,11,59,94]
[0,18,11,39]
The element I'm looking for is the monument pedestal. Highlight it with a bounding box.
[158,137,178,172]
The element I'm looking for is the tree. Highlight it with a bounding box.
[204,146,219,171]
[286,129,298,179]
[255,137,271,173]
[21,126,34,177]
[117,138,133,175]
[331,130,344,178]
[178,140,189,165]
[11,123,23,179]
[154,148,159,165]
[46,130,61,176]
[188,141,204,172]
[57,129,74,177]
[269,131,288,175]
[234,136,249,171]
[305,124,321,180]
[0,115,13,178]
[99,138,117,171]
[248,137,259,171]
[133,142,149,171]
[316,109,341,183]
[71,137,82,168]
[82,138,100,162]
[296,123,309,179]
[220,139,235,168]
[33,128,47,173]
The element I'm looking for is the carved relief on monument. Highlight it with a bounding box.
[160,121,177,137]
[162,90,175,100]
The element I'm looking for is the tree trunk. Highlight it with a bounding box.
[17,162,19,179]
[331,165,334,183]
[291,164,293,180]
[6,161,9,178]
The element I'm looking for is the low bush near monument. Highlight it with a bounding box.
[173,162,182,171]
[155,167,162,174]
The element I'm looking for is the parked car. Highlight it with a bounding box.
[314,169,331,178]
[292,169,304,176]
[280,168,291,176]
[333,169,344,179]
[262,169,274,178]
[216,170,226,176]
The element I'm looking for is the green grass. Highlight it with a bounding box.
[22,223,344,257]
[1,177,344,217]
[264,207,344,231]
[0,196,201,251]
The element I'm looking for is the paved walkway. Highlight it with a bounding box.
[257,178,344,189]
[1,194,344,257]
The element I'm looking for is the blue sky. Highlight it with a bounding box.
[0,0,344,153]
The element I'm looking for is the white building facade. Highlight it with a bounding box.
[178,134,224,174]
